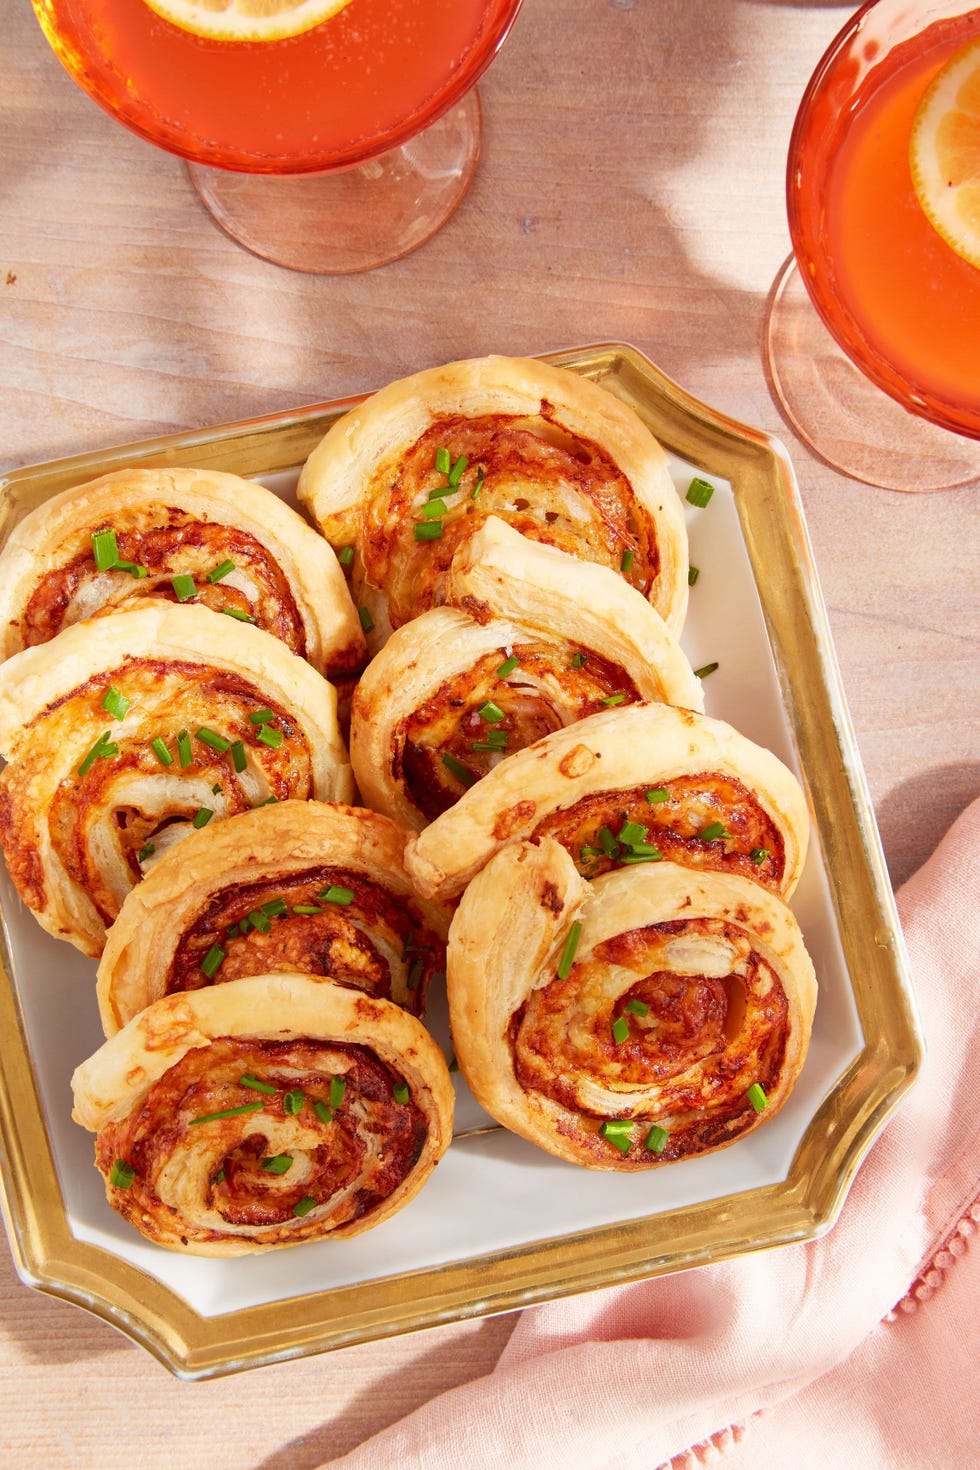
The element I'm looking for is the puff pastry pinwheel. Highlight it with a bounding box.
[447,840,816,1170]
[0,604,352,957]
[351,517,702,828]
[97,801,452,1035]
[407,703,809,902]
[297,355,689,647]
[72,973,454,1254]
[0,467,365,678]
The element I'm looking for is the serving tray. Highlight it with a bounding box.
[0,343,922,1378]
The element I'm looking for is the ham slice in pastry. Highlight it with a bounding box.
[407,703,809,902]
[0,604,352,957]
[97,800,452,1035]
[0,466,365,678]
[447,839,816,1170]
[296,355,689,648]
[72,973,454,1254]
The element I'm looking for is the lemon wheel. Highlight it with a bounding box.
[145,0,353,43]
[910,36,980,269]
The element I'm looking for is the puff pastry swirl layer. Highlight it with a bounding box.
[297,356,689,645]
[97,801,452,1035]
[447,840,816,1169]
[0,467,365,678]
[72,973,454,1254]
[0,604,352,956]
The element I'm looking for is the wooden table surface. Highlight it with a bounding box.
[1,2,977,1464]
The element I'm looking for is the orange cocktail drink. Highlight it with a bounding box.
[788,3,980,439]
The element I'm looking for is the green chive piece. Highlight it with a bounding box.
[248,708,276,725]
[207,559,236,584]
[254,795,279,808]
[151,736,173,767]
[196,726,231,753]
[620,548,635,574]
[601,694,627,707]
[747,1083,769,1112]
[471,735,508,753]
[292,904,322,915]
[598,826,619,858]
[688,565,700,586]
[434,447,451,474]
[557,920,582,980]
[328,1076,346,1108]
[138,843,155,862]
[247,908,271,933]
[414,521,443,542]
[238,916,252,935]
[225,923,240,940]
[478,700,505,724]
[78,731,115,777]
[358,606,375,633]
[618,852,663,864]
[189,1101,263,1125]
[102,686,130,720]
[617,820,647,848]
[293,1195,317,1217]
[177,729,192,768]
[448,1054,459,1073]
[338,545,354,567]
[256,724,284,750]
[214,1170,225,1185]
[109,1159,135,1189]
[471,467,485,499]
[571,652,589,669]
[192,807,214,829]
[645,1125,669,1154]
[260,1154,293,1175]
[91,528,119,571]
[213,783,223,798]
[114,559,149,578]
[240,1073,277,1095]
[694,662,719,680]
[441,752,476,787]
[599,1121,634,1154]
[496,654,520,678]
[171,572,197,602]
[406,956,424,991]
[427,485,451,501]
[447,454,468,488]
[612,1015,630,1044]
[318,884,354,905]
[200,944,225,978]
[421,498,448,520]
[393,1082,410,1105]
[686,477,715,508]
[313,1099,333,1124]
[283,1089,305,1116]
[221,608,256,622]
[645,788,670,804]
[260,897,288,918]
[751,847,771,865]
[230,740,247,773]
[700,821,729,842]
[626,998,650,1017]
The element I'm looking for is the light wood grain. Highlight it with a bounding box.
[1,0,977,1461]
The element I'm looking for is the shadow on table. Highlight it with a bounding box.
[877,764,980,894]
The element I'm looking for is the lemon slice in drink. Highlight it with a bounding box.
[910,35,980,269]
[145,0,353,43]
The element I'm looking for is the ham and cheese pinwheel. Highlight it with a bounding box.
[447,840,816,1170]
[72,974,454,1255]
[0,604,352,956]
[0,466,365,678]
[297,355,689,649]
[97,801,452,1035]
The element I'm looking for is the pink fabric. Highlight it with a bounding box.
[321,801,980,1470]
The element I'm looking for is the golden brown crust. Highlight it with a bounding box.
[72,973,454,1255]
[97,800,452,1035]
[447,841,816,1170]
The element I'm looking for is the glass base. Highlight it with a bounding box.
[185,90,483,275]
[765,257,980,492]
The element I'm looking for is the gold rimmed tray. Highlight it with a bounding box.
[0,343,922,1379]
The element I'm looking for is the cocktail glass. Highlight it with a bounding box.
[766,0,980,491]
[31,0,524,274]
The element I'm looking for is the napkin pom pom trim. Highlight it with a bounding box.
[885,1192,979,1320]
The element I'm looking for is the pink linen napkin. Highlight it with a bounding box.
[320,800,980,1470]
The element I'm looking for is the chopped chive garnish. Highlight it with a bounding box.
[747,1083,769,1112]
[627,842,663,857]
[620,548,635,574]
[700,821,729,842]
[207,559,236,584]
[313,1099,333,1124]
[598,826,619,858]
[230,740,247,773]
[109,1159,135,1189]
[447,454,468,487]
[427,485,451,501]
[478,700,505,724]
[435,446,451,474]
[686,477,715,508]
[338,545,354,567]
[138,843,155,862]
[600,694,627,707]
[248,708,276,725]
[645,1125,669,1154]
[414,521,443,541]
[214,1170,225,1185]
[599,1120,634,1154]
[421,498,447,519]
[612,1015,630,1044]
[91,528,119,571]
[151,736,173,767]
[256,724,284,750]
[617,821,647,848]
[471,736,508,753]
[645,788,670,804]
[102,687,130,720]
[448,1054,459,1073]
[254,795,279,807]
[688,565,700,586]
[557,920,582,980]
[114,559,149,578]
[246,908,271,933]
[318,884,354,905]
[618,852,663,864]
[212,780,222,792]
[471,467,485,499]
[283,1089,305,1116]
[177,729,192,768]
[221,607,256,622]
[261,897,288,918]
[626,998,650,1017]
[328,1076,346,1109]
[441,752,476,787]
[393,1082,410,1105]
[571,652,588,669]
[261,1154,293,1174]
[293,1195,317,1217]
[196,726,231,753]
[238,916,252,935]
[200,944,225,978]
[496,654,520,678]
[171,573,197,602]
[192,807,214,829]
[358,606,374,633]
[292,904,321,915]
[78,731,116,777]
[693,662,719,680]
[751,847,771,864]
[407,956,424,991]
[240,1074,277,1094]
[189,1101,263,1125]
[225,923,240,940]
